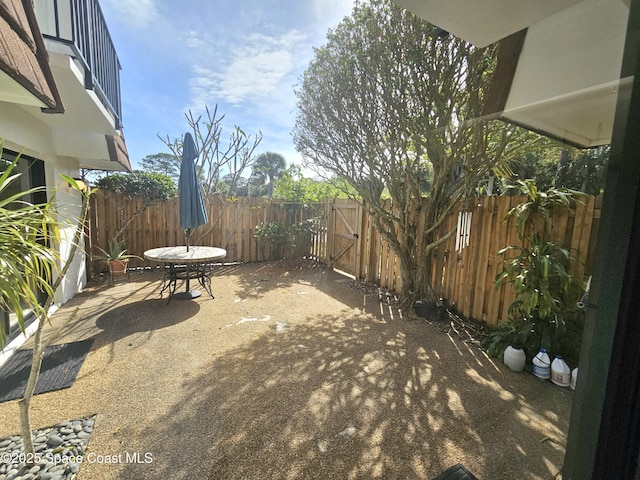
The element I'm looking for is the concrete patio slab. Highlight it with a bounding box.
[0,262,572,479]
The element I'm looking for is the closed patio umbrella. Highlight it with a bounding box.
[179,132,208,250]
[176,132,208,299]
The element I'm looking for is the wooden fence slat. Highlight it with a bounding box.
[485,197,504,324]
[570,195,596,283]
[89,192,600,326]
[471,199,492,320]
[551,205,570,244]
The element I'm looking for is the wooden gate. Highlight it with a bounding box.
[327,199,363,277]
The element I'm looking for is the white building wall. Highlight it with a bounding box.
[1,101,86,305]
[46,157,86,304]
[0,106,86,366]
[0,103,54,158]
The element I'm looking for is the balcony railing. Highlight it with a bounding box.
[34,0,123,129]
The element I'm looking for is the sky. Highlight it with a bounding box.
[99,0,356,173]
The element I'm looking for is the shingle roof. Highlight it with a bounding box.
[0,0,63,112]
[106,133,133,172]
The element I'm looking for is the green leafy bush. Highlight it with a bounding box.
[255,219,316,260]
[487,233,584,362]
[288,219,316,258]
[485,181,586,363]
[255,221,289,259]
[94,171,176,202]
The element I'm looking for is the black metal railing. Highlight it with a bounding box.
[35,0,123,129]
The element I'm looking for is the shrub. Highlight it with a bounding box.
[487,233,584,362]
[255,219,316,260]
[255,221,289,259]
[94,171,177,245]
[485,181,587,363]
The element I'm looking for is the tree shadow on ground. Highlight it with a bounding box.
[39,271,200,374]
[19,270,164,350]
[117,303,571,480]
[211,261,333,301]
[93,299,200,347]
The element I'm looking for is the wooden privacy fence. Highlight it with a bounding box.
[341,195,601,326]
[88,191,331,274]
[433,195,600,325]
[88,191,600,326]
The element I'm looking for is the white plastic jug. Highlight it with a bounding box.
[533,349,551,379]
[503,345,526,372]
[551,355,571,387]
[571,367,578,390]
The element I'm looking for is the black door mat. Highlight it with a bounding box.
[433,463,479,480]
[0,339,94,403]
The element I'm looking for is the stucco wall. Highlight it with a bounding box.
[2,107,87,305]
[46,156,87,304]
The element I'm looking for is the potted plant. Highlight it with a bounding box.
[96,237,140,277]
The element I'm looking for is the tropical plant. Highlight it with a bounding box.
[253,152,287,198]
[0,155,59,348]
[503,179,585,239]
[0,143,95,460]
[489,233,584,361]
[95,237,141,262]
[16,176,94,460]
[486,182,587,362]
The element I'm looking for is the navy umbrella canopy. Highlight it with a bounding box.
[178,132,208,250]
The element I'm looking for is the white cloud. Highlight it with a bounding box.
[184,30,207,49]
[310,0,356,34]
[188,30,307,108]
[103,0,159,29]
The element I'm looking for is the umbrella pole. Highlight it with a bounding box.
[185,229,190,291]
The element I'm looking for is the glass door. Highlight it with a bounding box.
[0,149,47,348]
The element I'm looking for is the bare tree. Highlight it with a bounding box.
[159,105,262,244]
[159,105,262,197]
[293,0,549,305]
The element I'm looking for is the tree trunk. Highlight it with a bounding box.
[19,186,91,460]
[416,197,458,305]
[115,203,149,243]
[397,249,418,308]
[18,316,45,460]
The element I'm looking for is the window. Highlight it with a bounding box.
[0,149,47,348]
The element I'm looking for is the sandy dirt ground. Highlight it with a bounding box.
[0,262,573,479]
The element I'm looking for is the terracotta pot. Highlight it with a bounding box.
[108,259,129,276]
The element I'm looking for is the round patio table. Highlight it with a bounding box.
[144,246,226,301]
